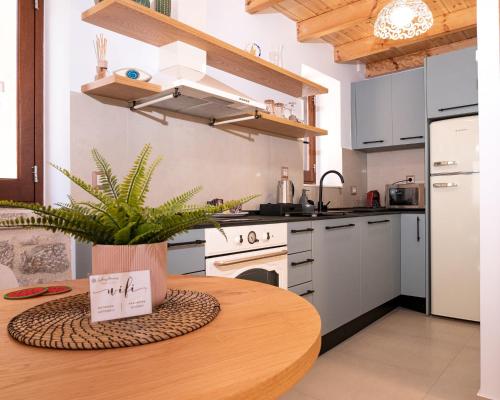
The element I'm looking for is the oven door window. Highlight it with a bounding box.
[236,268,280,287]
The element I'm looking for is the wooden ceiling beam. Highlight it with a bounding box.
[365,37,477,77]
[298,0,383,42]
[334,6,476,62]
[245,0,283,14]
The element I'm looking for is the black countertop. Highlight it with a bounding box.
[196,208,426,228]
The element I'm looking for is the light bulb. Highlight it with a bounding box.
[389,4,415,28]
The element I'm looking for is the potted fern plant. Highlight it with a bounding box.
[0,144,255,306]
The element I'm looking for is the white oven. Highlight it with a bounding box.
[205,223,288,289]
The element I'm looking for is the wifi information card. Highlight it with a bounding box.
[89,270,152,323]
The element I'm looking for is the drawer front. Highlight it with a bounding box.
[287,221,313,254]
[289,281,314,305]
[168,229,206,275]
[288,251,313,287]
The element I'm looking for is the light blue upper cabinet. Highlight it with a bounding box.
[392,68,425,145]
[353,76,393,150]
[352,68,425,150]
[426,47,478,119]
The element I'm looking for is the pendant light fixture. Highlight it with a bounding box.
[374,0,433,40]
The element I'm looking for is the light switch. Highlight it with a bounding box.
[351,186,357,195]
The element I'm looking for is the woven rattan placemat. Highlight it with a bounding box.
[7,289,220,350]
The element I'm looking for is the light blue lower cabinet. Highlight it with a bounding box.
[287,221,313,254]
[312,219,362,336]
[288,251,313,287]
[167,229,206,275]
[360,215,401,314]
[288,281,314,305]
[401,214,426,298]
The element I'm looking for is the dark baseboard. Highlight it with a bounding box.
[320,295,427,355]
[320,297,400,355]
[399,295,426,313]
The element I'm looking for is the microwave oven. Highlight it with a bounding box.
[385,183,425,209]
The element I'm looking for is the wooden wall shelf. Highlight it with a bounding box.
[218,113,327,139]
[81,75,161,101]
[81,77,326,139]
[82,0,328,97]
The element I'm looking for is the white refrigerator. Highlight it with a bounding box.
[430,115,480,322]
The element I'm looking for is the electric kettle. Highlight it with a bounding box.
[277,167,295,204]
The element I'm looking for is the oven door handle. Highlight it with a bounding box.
[213,249,288,267]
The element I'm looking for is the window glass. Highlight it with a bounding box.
[0,0,18,179]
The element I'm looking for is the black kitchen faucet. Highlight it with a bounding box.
[317,170,345,213]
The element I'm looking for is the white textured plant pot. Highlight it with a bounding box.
[92,242,168,307]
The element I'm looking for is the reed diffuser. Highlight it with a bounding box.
[155,0,171,16]
[93,34,108,80]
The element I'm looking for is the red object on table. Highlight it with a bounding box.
[3,287,48,300]
[42,286,72,296]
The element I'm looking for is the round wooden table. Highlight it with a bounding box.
[0,276,320,400]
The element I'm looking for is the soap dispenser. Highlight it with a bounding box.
[299,189,315,215]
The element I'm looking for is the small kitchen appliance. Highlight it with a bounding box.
[259,203,304,216]
[277,167,295,204]
[366,190,381,208]
[386,183,425,209]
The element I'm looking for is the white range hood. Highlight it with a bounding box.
[131,42,265,119]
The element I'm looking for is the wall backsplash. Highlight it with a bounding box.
[70,93,304,209]
[69,94,423,211]
[307,148,367,208]
[367,148,425,207]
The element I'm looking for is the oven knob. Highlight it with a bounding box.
[261,232,271,241]
[247,231,259,244]
[234,235,244,244]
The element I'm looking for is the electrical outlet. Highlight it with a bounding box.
[351,186,357,195]
[406,175,416,183]
[92,171,105,190]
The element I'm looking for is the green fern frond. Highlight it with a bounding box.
[91,148,120,200]
[0,218,97,243]
[119,144,152,206]
[0,202,114,243]
[137,156,162,207]
[51,163,113,206]
[0,145,258,245]
[150,186,202,219]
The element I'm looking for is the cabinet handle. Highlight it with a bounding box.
[367,219,390,225]
[433,182,458,188]
[362,140,384,144]
[291,258,314,267]
[325,223,355,230]
[168,240,206,247]
[433,160,457,167]
[290,228,314,233]
[417,216,421,242]
[438,103,478,112]
[299,289,315,297]
[400,136,424,140]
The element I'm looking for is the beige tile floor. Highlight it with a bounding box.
[281,308,482,400]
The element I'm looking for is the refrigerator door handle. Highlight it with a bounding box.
[433,161,458,167]
[433,182,458,188]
